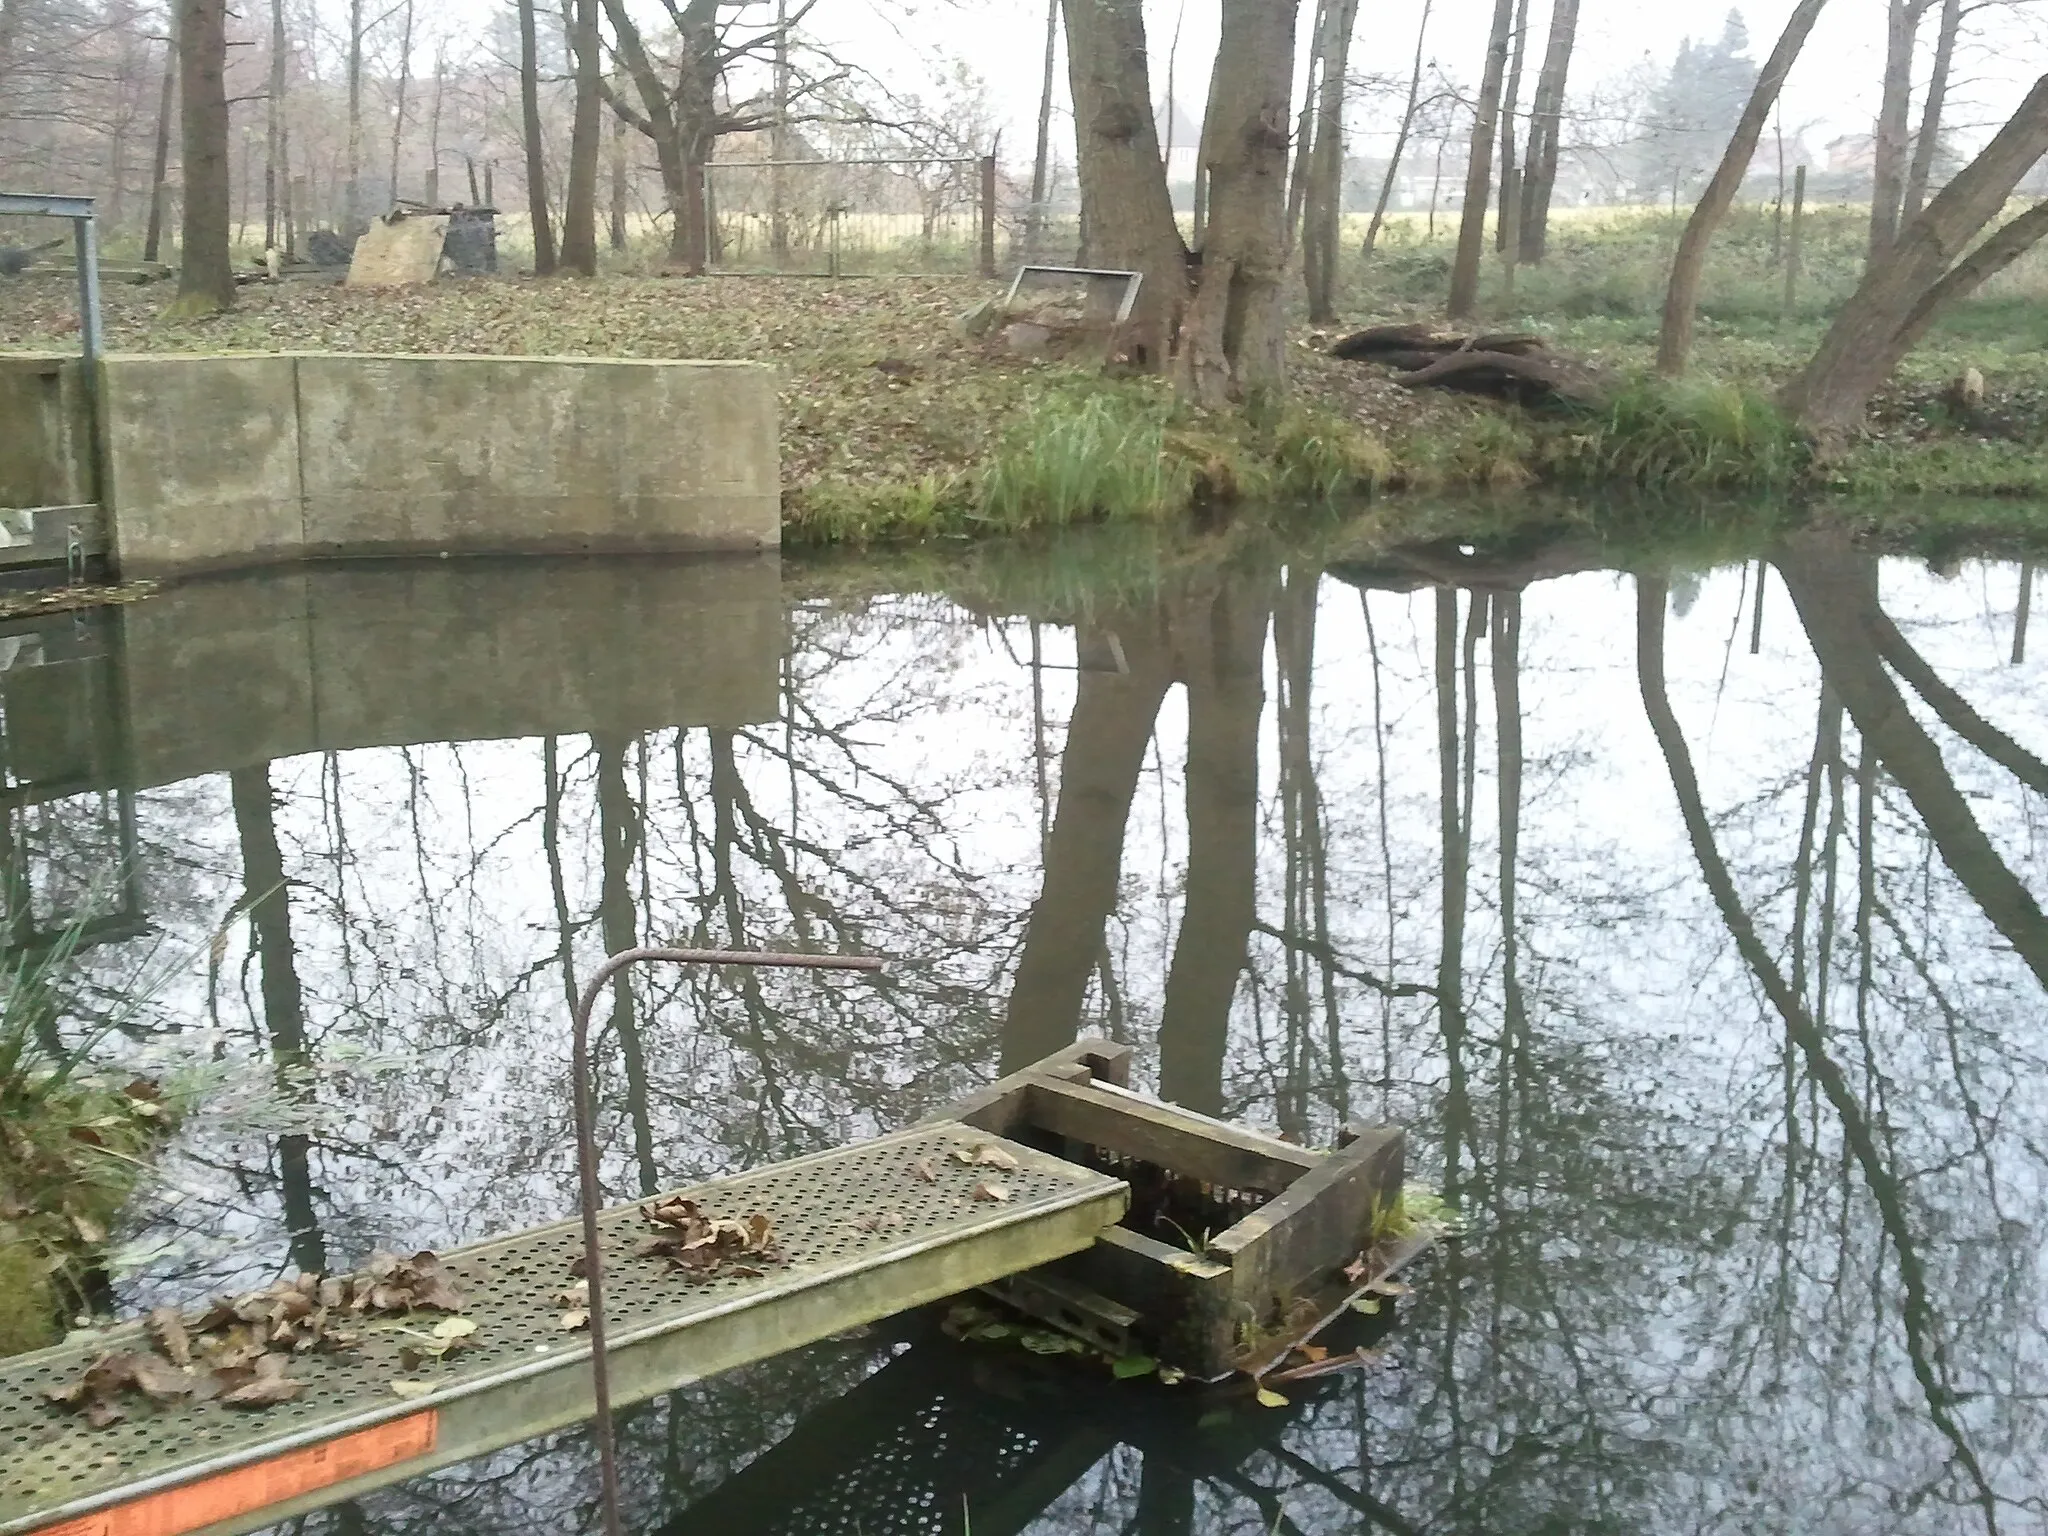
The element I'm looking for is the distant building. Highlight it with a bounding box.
[1154,98,1201,186]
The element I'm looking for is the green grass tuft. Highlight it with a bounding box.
[1552,376,1805,490]
[979,386,1196,528]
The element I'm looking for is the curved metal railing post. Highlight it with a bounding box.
[569,946,883,1536]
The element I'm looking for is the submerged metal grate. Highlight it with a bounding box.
[0,1123,1120,1532]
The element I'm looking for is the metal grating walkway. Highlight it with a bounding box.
[0,1122,1127,1536]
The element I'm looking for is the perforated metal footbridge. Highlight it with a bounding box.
[0,1122,1127,1536]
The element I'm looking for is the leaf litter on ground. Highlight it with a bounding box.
[633,1195,783,1280]
[48,1251,472,1427]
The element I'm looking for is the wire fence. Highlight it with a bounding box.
[704,158,996,276]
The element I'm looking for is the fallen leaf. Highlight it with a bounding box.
[432,1317,477,1341]
[1349,1297,1381,1315]
[1157,1366,1186,1386]
[1366,1279,1412,1297]
[219,1353,302,1408]
[1112,1354,1157,1379]
[390,1379,434,1399]
[1019,1330,1075,1355]
[970,1180,1011,1203]
[147,1306,192,1367]
[1341,1253,1369,1284]
[1256,1386,1288,1409]
[911,1157,937,1183]
[559,1309,590,1331]
[970,1144,1019,1170]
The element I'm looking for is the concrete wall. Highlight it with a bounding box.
[0,355,92,508]
[95,353,779,576]
[0,553,783,794]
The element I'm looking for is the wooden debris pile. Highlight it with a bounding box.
[1327,323,1613,409]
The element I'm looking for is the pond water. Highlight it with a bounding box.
[6,526,2048,1534]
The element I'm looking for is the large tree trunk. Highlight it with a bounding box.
[1867,0,1924,258]
[1517,0,1578,262]
[1657,0,1828,375]
[1065,0,1188,367]
[1782,74,2048,442]
[1301,0,1360,322]
[558,0,601,274]
[1364,0,1433,258]
[1447,0,1514,318]
[1902,0,1960,223]
[1493,0,1531,249]
[1175,0,1299,405]
[142,42,175,263]
[171,0,234,314]
[517,0,556,274]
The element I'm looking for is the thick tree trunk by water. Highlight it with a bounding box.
[1902,0,1960,222]
[1447,0,1514,318]
[1364,0,1433,259]
[1301,0,1360,322]
[517,0,556,274]
[1782,74,2048,442]
[1656,0,1829,375]
[172,0,234,313]
[1065,0,1187,366]
[1517,0,1577,262]
[1867,0,1926,258]
[558,0,601,274]
[1176,0,1299,405]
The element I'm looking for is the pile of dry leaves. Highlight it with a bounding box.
[48,1250,469,1427]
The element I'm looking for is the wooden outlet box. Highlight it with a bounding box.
[929,1040,1407,1380]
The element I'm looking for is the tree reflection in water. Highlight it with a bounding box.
[2,538,2044,1534]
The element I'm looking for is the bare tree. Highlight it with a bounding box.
[1902,0,1961,221]
[1657,0,1830,375]
[1782,73,2048,442]
[142,41,175,262]
[1025,0,1060,250]
[1301,0,1361,322]
[517,0,556,273]
[171,0,234,314]
[386,0,414,206]
[558,0,599,273]
[1869,0,1935,256]
[344,0,364,232]
[1176,0,1300,404]
[1517,0,1578,261]
[1494,0,1531,249]
[1363,0,1436,258]
[1447,0,1514,317]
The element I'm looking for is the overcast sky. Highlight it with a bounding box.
[799,0,2046,165]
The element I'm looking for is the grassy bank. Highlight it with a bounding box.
[0,931,171,1355]
[3,203,2046,546]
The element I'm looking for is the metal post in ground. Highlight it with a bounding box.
[569,946,882,1536]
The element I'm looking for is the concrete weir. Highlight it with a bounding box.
[0,352,780,576]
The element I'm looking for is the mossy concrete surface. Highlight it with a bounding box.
[0,352,782,576]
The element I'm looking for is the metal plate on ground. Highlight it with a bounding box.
[0,1123,1126,1536]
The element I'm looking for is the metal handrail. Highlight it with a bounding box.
[569,946,883,1536]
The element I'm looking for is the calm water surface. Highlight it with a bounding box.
[9,528,2048,1534]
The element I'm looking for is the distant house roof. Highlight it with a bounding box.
[1154,97,1201,151]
